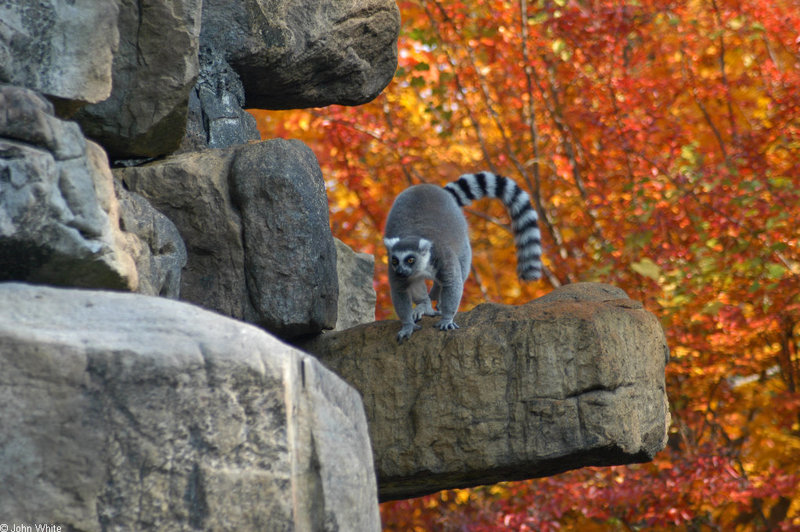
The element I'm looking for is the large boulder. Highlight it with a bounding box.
[200,0,401,109]
[0,85,137,289]
[116,139,339,339]
[0,282,380,531]
[302,283,671,501]
[231,139,339,336]
[0,1,118,108]
[74,0,203,159]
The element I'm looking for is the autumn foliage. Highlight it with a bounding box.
[251,0,800,528]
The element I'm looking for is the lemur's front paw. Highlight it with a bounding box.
[435,318,459,331]
[397,323,422,343]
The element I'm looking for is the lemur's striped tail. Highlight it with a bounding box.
[444,172,543,281]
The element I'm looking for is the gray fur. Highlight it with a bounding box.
[384,173,542,343]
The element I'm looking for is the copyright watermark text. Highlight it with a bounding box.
[0,524,62,532]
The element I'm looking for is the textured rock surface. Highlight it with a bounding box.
[200,0,401,109]
[334,238,377,331]
[0,282,380,531]
[115,181,188,298]
[116,139,339,338]
[74,0,202,158]
[180,47,261,153]
[0,85,137,290]
[302,283,671,501]
[116,149,246,316]
[0,1,118,106]
[231,139,338,336]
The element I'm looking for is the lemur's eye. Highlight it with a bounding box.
[391,257,399,266]
[406,257,416,265]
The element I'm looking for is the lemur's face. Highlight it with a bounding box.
[384,237,432,279]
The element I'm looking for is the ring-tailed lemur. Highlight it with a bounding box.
[383,172,542,343]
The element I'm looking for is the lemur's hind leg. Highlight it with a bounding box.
[410,279,440,321]
[434,262,464,331]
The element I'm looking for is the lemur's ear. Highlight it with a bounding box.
[384,237,400,249]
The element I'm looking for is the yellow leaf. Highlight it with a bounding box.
[631,258,661,280]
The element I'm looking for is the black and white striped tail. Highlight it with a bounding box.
[444,172,543,280]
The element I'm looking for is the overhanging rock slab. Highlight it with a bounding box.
[301,282,671,501]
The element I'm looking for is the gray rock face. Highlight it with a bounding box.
[116,149,248,316]
[200,0,401,109]
[0,282,380,531]
[334,238,376,331]
[231,139,339,336]
[116,139,339,339]
[0,84,137,289]
[180,47,261,153]
[302,283,671,501]
[115,181,188,298]
[74,0,202,159]
[0,1,118,106]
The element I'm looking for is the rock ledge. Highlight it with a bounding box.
[302,283,670,501]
